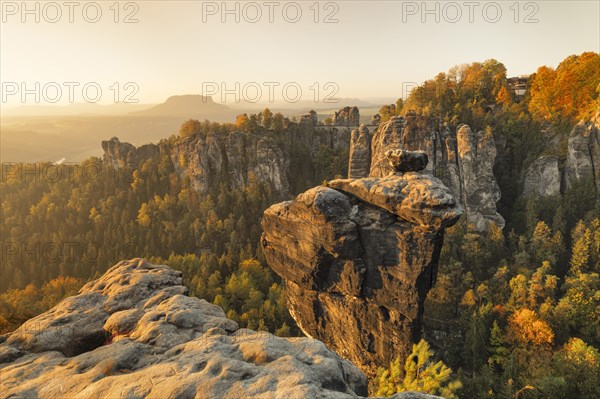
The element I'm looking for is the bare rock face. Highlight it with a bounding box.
[333,106,360,126]
[103,133,291,198]
[523,155,561,197]
[102,137,159,169]
[349,125,372,179]
[565,116,600,192]
[0,259,442,399]
[369,116,405,177]
[365,115,504,231]
[456,125,505,230]
[261,152,462,376]
[169,131,291,197]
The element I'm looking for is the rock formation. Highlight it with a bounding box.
[0,258,441,399]
[565,116,600,192]
[102,137,160,170]
[455,124,504,230]
[520,113,600,199]
[361,115,504,230]
[102,119,358,198]
[369,116,405,177]
[348,125,372,179]
[261,151,462,376]
[333,106,360,126]
[102,133,291,197]
[523,155,561,197]
[371,114,381,126]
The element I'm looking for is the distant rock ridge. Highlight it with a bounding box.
[0,259,441,399]
[354,114,504,231]
[261,151,462,377]
[102,121,356,198]
[130,95,231,118]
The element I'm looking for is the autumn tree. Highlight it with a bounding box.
[179,119,202,137]
[261,108,273,129]
[375,340,461,398]
[496,85,512,105]
[235,113,250,131]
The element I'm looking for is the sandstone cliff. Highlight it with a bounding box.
[102,133,291,197]
[565,115,600,192]
[455,124,504,230]
[356,114,504,230]
[522,113,600,198]
[103,109,505,232]
[0,259,441,399]
[348,125,372,179]
[102,120,355,198]
[261,151,462,377]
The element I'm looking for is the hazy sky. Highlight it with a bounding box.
[1,0,599,106]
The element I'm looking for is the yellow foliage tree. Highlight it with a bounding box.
[375,339,462,398]
[509,308,554,346]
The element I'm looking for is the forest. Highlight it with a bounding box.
[1,52,598,398]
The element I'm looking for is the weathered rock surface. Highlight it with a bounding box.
[102,137,160,169]
[261,152,462,377]
[349,125,372,179]
[456,124,505,230]
[523,155,561,197]
[565,115,600,192]
[0,258,442,399]
[361,115,504,230]
[102,119,358,198]
[369,116,406,177]
[333,106,360,126]
[103,133,291,197]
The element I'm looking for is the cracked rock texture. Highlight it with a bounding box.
[0,259,442,399]
[261,152,462,377]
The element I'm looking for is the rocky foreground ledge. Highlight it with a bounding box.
[0,259,440,399]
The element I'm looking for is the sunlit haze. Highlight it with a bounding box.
[1,0,598,106]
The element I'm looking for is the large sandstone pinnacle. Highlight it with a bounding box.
[261,150,462,377]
